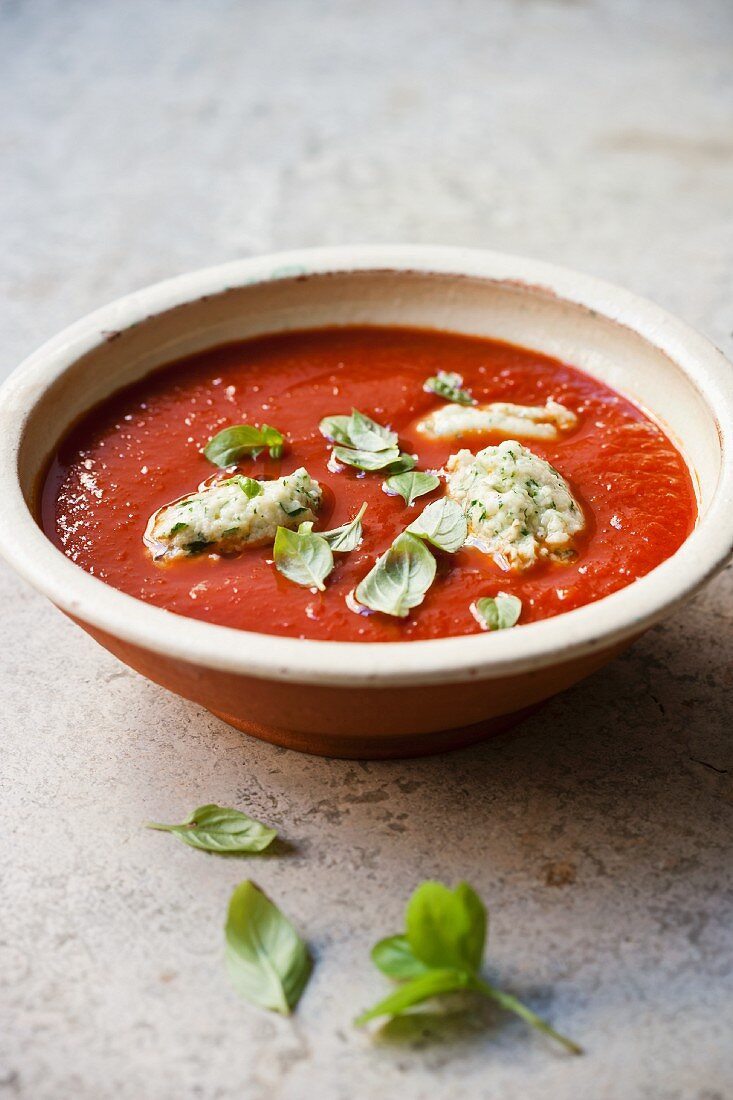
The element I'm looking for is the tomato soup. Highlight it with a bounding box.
[41,326,697,642]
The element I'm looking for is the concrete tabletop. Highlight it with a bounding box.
[2,2,732,1098]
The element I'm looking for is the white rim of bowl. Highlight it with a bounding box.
[1,245,732,687]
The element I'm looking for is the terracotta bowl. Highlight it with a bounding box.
[2,247,732,758]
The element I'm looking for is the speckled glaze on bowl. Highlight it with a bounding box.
[1,247,732,758]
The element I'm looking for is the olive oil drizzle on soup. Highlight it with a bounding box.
[42,326,697,642]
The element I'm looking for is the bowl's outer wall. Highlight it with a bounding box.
[73,612,633,757]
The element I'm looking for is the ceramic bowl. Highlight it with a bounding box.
[1,246,732,758]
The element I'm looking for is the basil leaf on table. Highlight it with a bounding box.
[354,968,469,1025]
[332,445,401,471]
[354,532,436,618]
[371,935,431,980]
[406,498,468,553]
[318,502,368,552]
[225,880,311,1014]
[204,424,285,466]
[423,370,475,406]
[406,881,486,973]
[356,878,582,1055]
[274,526,334,590]
[145,804,277,853]
[472,593,522,631]
[384,471,440,506]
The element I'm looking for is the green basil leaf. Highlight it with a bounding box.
[319,414,355,446]
[371,935,431,980]
[354,532,436,618]
[472,593,522,631]
[274,525,334,590]
[405,881,487,974]
[406,498,467,553]
[261,424,285,460]
[355,968,470,1025]
[146,804,276,853]
[204,424,285,466]
[347,409,398,452]
[385,452,417,475]
[424,370,475,406]
[332,445,401,471]
[224,475,263,499]
[225,880,311,1014]
[319,502,368,552]
[384,471,440,506]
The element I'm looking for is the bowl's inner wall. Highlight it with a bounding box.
[21,270,717,514]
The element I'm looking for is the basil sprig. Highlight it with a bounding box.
[316,502,368,552]
[273,525,334,590]
[354,532,436,618]
[423,370,475,406]
[472,593,522,630]
[384,471,440,507]
[146,804,276,853]
[320,408,413,473]
[225,881,311,1014]
[356,880,582,1055]
[204,424,285,467]
[406,498,467,553]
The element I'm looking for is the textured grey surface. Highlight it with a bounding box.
[1,2,732,1098]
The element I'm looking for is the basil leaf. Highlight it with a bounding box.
[205,424,285,466]
[261,424,284,460]
[406,498,467,553]
[274,525,334,590]
[280,499,307,517]
[384,471,440,506]
[225,880,311,1014]
[319,414,353,446]
[333,445,401,471]
[355,968,470,1025]
[224,475,263,499]
[472,593,522,631]
[406,881,487,974]
[371,935,431,980]
[354,532,436,618]
[319,502,368,552]
[424,370,475,406]
[385,452,417,475]
[347,409,398,452]
[146,804,276,853]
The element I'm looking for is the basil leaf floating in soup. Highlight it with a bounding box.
[406,498,468,553]
[472,593,522,631]
[347,408,398,452]
[424,370,476,406]
[145,804,277,853]
[204,424,285,467]
[384,471,440,507]
[318,502,368,552]
[225,880,311,1015]
[332,445,401,472]
[385,452,417,475]
[319,413,356,446]
[274,525,334,591]
[354,532,436,618]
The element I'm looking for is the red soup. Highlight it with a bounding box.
[42,326,697,642]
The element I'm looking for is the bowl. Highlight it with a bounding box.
[1,246,732,758]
